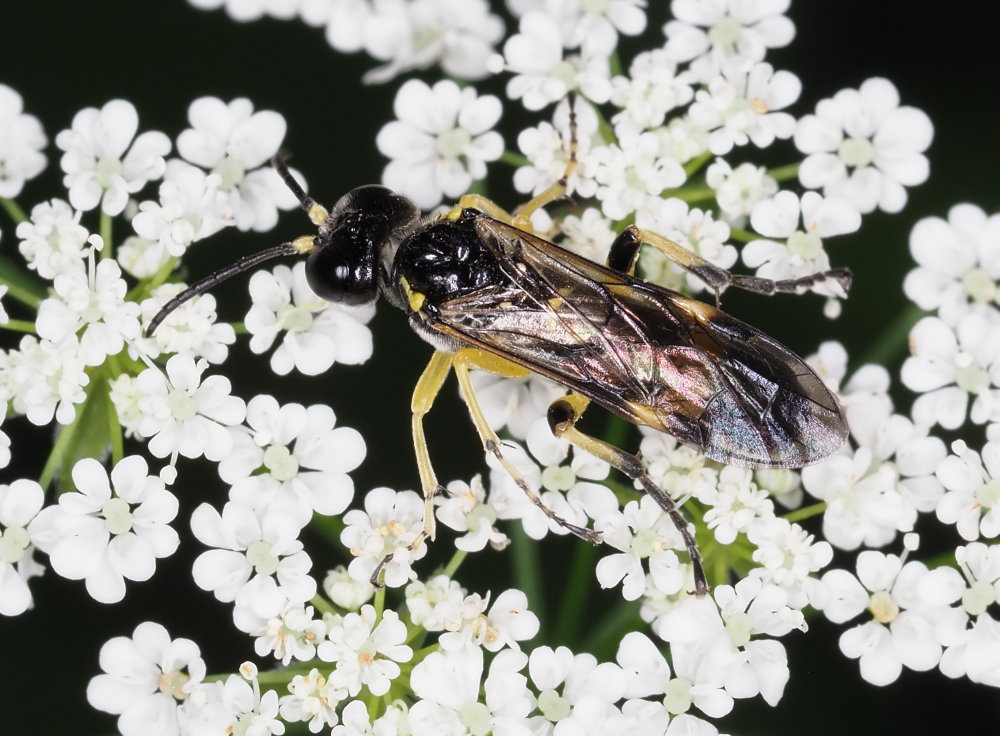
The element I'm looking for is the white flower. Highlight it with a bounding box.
[502,11,612,111]
[322,0,373,52]
[318,605,413,696]
[902,314,1000,429]
[467,371,567,441]
[616,630,734,718]
[138,283,237,364]
[637,426,720,502]
[654,579,802,706]
[55,99,170,215]
[635,196,737,294]
[132,160,229,256]
[743,190,859,295]
[245,262,376,376]
[590,132,687,221]
[700,466,774,545]
[664,0,795,82]
[486,421,614,541]
[87,621,205,736]
[220,394,365,524]
[511,0,648,56]
[705,158,778,227]
[435,475,509,552]
[610,49,694,136]
[376,79,503,210]
[130,354,247,461]
[117,235,172,281]
[249,601,327,666]
[340,487,427,587]
[176,96,297,232]
[939,543,1000,684]
[190,499,316,623]
[405,574,468,632]
[279,668,348,733]
[28,456,178,603]
[35,257,141,366]
[15,198,90,280]
[795,77,933,214]
[0,83,47,197]
[359,0,504,83]
[0,334,89,426]
[526,645,626,732]
[813,551,960,685]
[513,98,601,200]
[935,440,1000,541]
[323,565,376,611]
[558,207,616,265]
[596,494,688,602]
[329,699,375,736]
[801,447,913,551]
[0,478,46,616]
[188,0,298,22]
[178,673,285,736]
[409,645,534,736]
[747,516,832,608]
[687,61,800,156]
[448,588,541,653]
[903,204,1000,325]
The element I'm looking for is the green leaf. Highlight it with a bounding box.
[55,374,113,494]
[0,253,46,308]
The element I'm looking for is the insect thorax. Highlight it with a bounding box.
[389,209,505,315]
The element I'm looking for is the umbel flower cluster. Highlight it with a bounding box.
[1,1,996,735]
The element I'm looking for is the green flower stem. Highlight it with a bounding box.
[373,585,386,618]
[857,302,925,369]
[683,151,712,178]
[0,318,37,334]
[0,254,45,308]
[99,210,113,259]
[578,597,641,656]
[310,594,338,617]
[556,538,598,646]
[105,381,124,465]
[0,197,28,223]
[729,227,756,243]
[37,380,96,490]
[609,51,623,78]
[499,151,530,169]
[125,256,179,304]
[255,666,314,686]
[231,322,247,335]
[768,162,800,182]
[658,185,716,204]
[594,104,616,146]
[783,501,827,524]
[441,548,467,579]
[510,523,546,634]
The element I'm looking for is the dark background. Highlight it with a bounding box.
[2,1,998,733]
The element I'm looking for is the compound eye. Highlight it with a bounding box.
[305,239,377,306]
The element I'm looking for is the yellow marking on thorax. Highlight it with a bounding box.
[399,276,426,315]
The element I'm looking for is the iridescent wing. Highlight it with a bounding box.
[426,215,847,468]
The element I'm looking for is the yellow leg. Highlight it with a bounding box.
[454,194,514,223]
[547,395,709,596]
[452,349,602,544]
[410,350,457,543]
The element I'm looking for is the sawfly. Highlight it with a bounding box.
[147,113,850,595]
